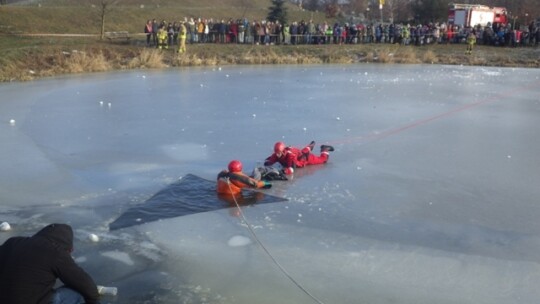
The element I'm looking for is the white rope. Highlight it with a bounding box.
[226,179,326,304]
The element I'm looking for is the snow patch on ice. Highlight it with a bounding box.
[74,256,87,263]
[481,69,502,77]
[0,222,11,231]
[100,250,135,266]
[227,235,252,247]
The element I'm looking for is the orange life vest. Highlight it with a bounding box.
[216,170,264,195]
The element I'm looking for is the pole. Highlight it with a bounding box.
[380,3,383,24]
[366,7,370,23]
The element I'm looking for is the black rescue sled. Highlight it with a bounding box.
[109,174,287,230]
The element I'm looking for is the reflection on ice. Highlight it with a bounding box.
[1,65,540,303]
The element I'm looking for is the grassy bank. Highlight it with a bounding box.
[0,1,320,35]
[0,1,539,82]
[1,34,539,82]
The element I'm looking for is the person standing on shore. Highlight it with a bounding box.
[178,21,187,53]
[151,19,158,46]
[157,25,168,49]
[144,20,153,46]
[466,30,476,54]
[0,223,100,304]
[167,22,174,46]
[197,18,205,43]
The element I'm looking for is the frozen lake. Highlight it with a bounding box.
[1,64,540,304]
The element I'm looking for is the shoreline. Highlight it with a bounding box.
[1,38,539,82]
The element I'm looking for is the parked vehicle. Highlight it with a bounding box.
[448,3,508,27]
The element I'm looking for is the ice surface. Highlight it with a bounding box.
[227,235,252,247]
[1,65,540,303]
[101,250,135,266]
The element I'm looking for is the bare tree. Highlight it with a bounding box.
[501,0,540,24]
[387,0,413,23]
[304,0,322,12]
[345,0,368,16]
[295,0,538,24]
[322,0,341,18]
[239,0,252,19]
[91,0,120,40]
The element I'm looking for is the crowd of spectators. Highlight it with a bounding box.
[145,17,540,48]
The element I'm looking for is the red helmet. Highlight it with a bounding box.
[228,160,243,173]
[274,141,286,153]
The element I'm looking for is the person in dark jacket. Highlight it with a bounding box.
[0,223,100,304]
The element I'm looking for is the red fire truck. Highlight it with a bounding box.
[448,3,508,27]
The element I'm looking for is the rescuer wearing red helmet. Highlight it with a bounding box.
[228,159,243,172]
[264,140,334,175]
[217,160,272,195]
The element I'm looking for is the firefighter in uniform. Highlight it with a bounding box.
[157,25,168,49]
[466,30,476,54]
[178,21,187,53]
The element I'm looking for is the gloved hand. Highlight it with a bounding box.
[263,181,272,189]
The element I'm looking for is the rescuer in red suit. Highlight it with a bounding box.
[264,141,334,175]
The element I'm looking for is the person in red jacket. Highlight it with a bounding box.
[217,160,272,196]
[264,141,334,175]
[0,223,100,304]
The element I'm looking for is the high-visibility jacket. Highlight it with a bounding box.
[179,24,187,39]
[467,33,476,45]
[157,29,167,41]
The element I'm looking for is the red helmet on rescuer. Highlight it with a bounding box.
[228,160,243,173]
[274,141,286,153]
